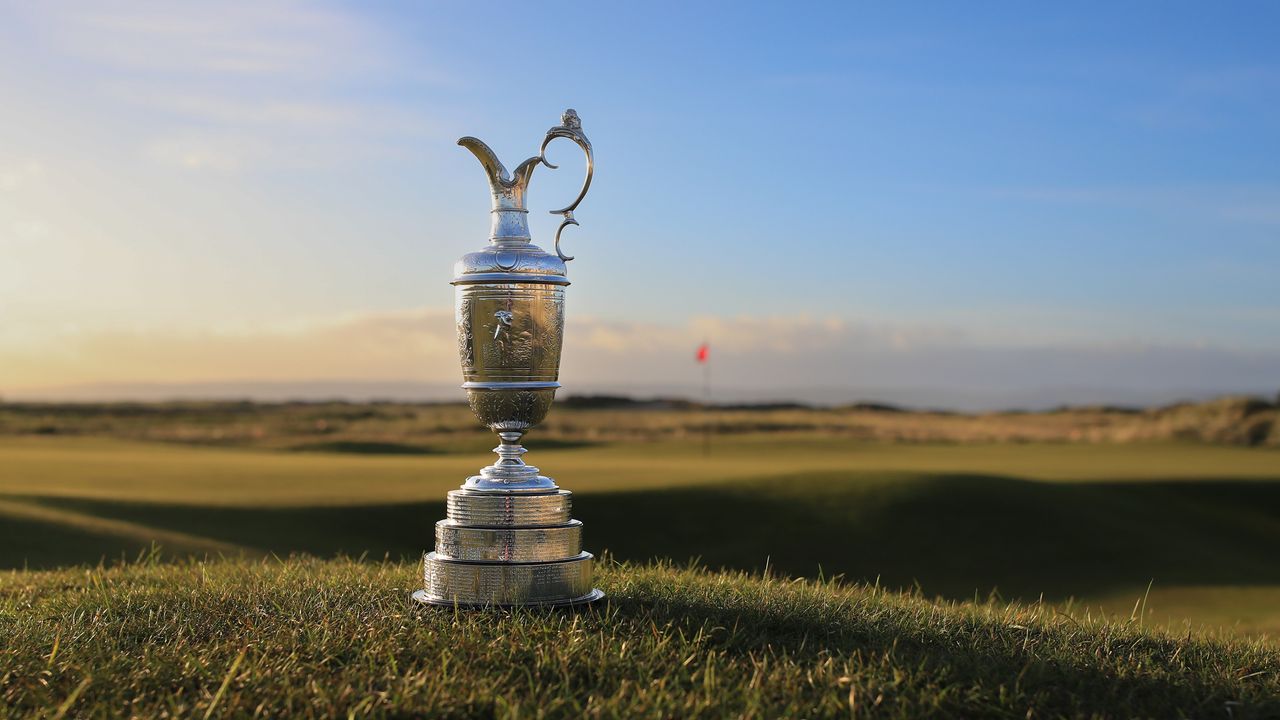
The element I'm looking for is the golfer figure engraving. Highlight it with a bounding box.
[492,310,514,340]
[414,110,603,607]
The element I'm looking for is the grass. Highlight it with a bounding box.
[3,401,1280,714]
[2,435,1279,636]
[2,434,1277,505]
[3,556,1280,719]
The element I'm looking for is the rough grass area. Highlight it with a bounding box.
[2,395,1277,448]
[2,557,1279,718]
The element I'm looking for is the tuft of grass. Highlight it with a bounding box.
[2,557,1279,718]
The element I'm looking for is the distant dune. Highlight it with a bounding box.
[1,393,1276,447]
[4,379,1276,413]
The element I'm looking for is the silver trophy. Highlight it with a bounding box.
[413,110,603,607]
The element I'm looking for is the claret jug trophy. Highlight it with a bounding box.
[413,110,603,607]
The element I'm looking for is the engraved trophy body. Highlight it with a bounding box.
[413,110,603,607]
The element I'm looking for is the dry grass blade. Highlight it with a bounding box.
[204,647,247,720]
[50,676,90,720]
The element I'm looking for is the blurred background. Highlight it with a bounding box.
[1,2,1278,635]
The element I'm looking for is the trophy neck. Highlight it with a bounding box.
[490,207,531,245]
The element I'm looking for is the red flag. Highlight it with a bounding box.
[695,343,709,363]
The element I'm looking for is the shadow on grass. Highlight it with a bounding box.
[584,473,1280,600]
[598,591,1277,716]
[6,470,1280,600]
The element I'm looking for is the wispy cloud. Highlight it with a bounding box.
[0,160,47,191]
[985,184,1280,229]
[1123,65,1280,131]
[127,91,435,171]
[8,1,440,172]
[142,132,261,172]
[5,309,1276,409]
[36,1,387,78]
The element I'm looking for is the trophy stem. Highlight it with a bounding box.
[494,431,530,468]
[460,428,557,493]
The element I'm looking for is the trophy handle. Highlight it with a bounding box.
[538,109,594,262]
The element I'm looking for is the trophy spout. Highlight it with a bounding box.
[457,137,542,244]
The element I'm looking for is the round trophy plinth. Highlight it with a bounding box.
[420,490,598,607]
[446,489,572,527]
[462,473,560,493]
[411,588,604,609]
[416,552,602,607]
[435,520,582,562]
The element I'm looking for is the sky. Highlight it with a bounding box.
[1,1,1278,408]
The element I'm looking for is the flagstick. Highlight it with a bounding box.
[702,342,711,457]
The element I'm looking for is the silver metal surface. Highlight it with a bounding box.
[412,588,604,609]
[449,111,593,493]
[416,110,600,607]
[435,520,582,562]
[445,489,572,526]
[421,552,597,606]
[538,109,594,262]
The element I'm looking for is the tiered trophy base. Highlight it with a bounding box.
[414,487,603,608]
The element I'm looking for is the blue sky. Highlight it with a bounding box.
[1,2,1277,405]
[395,1,1280,344]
